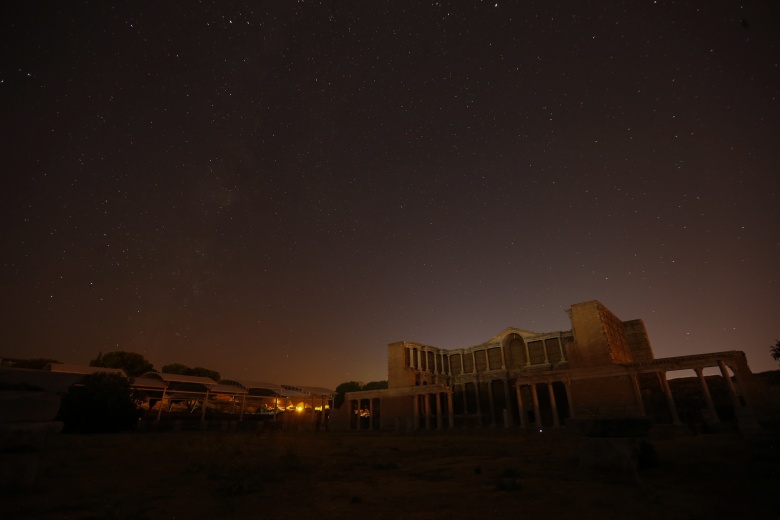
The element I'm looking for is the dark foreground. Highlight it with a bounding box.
[2,429,778,520]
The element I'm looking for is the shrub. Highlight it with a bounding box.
[59,373,141,433]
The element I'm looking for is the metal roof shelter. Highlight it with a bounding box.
[213,380,336,419]
[137,371,217,388]
[44,363,127,377]
[135,372,220,420]
[4,363,337,427]
[297,386,336,399]
[218,379,284,396]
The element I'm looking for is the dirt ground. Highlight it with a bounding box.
[3,429,778,520]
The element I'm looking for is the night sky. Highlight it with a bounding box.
[2,1,779,389]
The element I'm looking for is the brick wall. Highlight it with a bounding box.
[567,300,637,368]
[623,319,655,361]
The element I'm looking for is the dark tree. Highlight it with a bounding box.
[771,340,780,363]
[334,381,362,408]
[362,381,388,391]
[161,363,191,375]
[90,351,153,377]
[161,363,220,381]
[190,367,220,381]
[59,372,142,433]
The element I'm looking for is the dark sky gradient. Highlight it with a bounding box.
[2,1,779,389]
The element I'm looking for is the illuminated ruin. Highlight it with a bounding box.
[336,300,767,432]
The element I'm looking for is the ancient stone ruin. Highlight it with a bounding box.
[335,300,768,434]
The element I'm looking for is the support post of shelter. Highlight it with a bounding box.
[201,390,210,422]
[157,388,167,421]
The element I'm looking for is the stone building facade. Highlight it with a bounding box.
[336,300,764,432]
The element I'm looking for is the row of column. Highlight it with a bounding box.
[511,360,743,429]
[518,359,744,428]
[515,337,567,367]
[349,390,456,431]
[410,336,569,378]
[409,347,452,375]
[646,359,743,426]
[412,391,455,430]
[355,359,745,431]
[410,347,508,376]
[514,381,573,429]
[456,379,513,427]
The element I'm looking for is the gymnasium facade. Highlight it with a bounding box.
[335,300,765,432]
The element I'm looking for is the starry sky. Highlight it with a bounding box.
[2,1,779,389]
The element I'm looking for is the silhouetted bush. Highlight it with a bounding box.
[59,373,141,433]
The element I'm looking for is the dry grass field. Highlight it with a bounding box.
[3,429,778,520]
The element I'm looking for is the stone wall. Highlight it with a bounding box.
[387,341,415,389]
[567,301,649,369]
[624,319,654,362]
[570,375,643,418]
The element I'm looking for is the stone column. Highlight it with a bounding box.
[718,360,741,409]
[500,341,507,370]
[547,383,560,427]
[435,392,443,430]
[531,384,542,429]
[630,373,646,416]
[543,341,550,364]
[461,382,469,414]
[516,383,528,428]
[474,381,483,427]
[412,394,419,431]
[502,378,512,427]
[564,380,575,419]
[659,372,681,425]
[424,393,432,431]
[368,398,374,430]
[472,350,478,373]
[447,389,455,429]
[487,380,496,427]
[558,336,565,362]
[695,367,720,424]
[524,341,531,367]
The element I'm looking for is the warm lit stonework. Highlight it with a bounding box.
[333,300,767,432]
